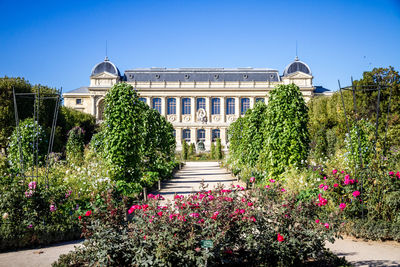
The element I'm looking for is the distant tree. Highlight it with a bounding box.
[216,138,222,160]
[210,142,216,160]
[181,140,188,160]
[189,143,195,156]
[66,126,85,165]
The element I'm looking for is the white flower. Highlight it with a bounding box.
[2,213,9,220]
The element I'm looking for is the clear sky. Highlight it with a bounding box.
[1,0,399,93]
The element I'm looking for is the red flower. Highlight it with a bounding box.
[334,183,339,188]
[85,210,92,216]
[277,233,284,242]
[315,219,319,224]
[78,216,82,220]
[157,211,163,217]
[247,202,253,207]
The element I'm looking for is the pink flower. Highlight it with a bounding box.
[315,219,320,224]
[24,190,33,198]
[281,188,286,192]
[189,213,199,218]
[169,214,177,220]
[147,194,155,199]
[155,194,165,200]
[341,171,344,174]
[389,171,395,176]
[265,185,270,189]
[157,211,163,216]
[143,235,147,240]
[323,176,327,180]
[269,179,275,183]
[317,194,328,206]
[208,195,215,200]
[247,202,253,207]
[323,185,329,191]
[277,233,284,242]
[211,211,219,220]
[324,223,330,229]
[49,204,57,212]
[345,174,350,180]
[239,209,245,214]
[334,183,339,188]
[396,172,400,179]
[241,198,246,202]
[78,216,82,220]
[174,195,184,200]
[332,169,338,175]
[250,216,256,222]
[319,184,324,189]
[225,197,233,202]
[27,224,33,228]
[339,203,346,211]
[28,181,37,190]
[249,177,255,183]
[353,191,360,197]
[85,210,92,216]
[197,219,205,223]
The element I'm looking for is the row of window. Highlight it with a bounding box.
[139,97,265,115]
[173,129,221,142]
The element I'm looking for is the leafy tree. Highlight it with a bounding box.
[260,84,310,178]
[66,126,85,165]
[210,142,215,160]
[216,138,222,160]
[181,140,188,160]
[189,143,195,156]
[103,83,145,182]
[0,77,33,152]
[7,118,47,170]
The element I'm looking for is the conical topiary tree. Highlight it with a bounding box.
[260,84,310,178]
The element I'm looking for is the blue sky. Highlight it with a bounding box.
[1,0,399,92]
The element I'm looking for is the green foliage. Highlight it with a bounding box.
[0,77,33,151]
[261,84,310,178]
[66,126,85,165]
[189,143,195,156]
[181,140,188,160]
[210,142,215,160]
[54,184,346,266]
[7,118,48,170]
[103,83,145,182]
[216,138,222,160]
[89,131,105,153]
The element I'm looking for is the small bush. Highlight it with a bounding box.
[66,126,85,165]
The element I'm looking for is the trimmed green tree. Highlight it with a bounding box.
[103,83,145,182]
[260,84,310,178]
[181,140,188,160]
[210,142,215,160]
[189,143,195,156]
[66,126,85,165]
[216,138,222,160]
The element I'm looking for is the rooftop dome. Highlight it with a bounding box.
[91,57,120,77]
[283,57,311,76]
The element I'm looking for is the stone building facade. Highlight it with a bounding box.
[63,57,325,151]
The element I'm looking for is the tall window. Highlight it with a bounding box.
[256,98,265,103]
[226,98,235,115]
[182,129,191,142]
[167,98,176,114]
[197,98,206,111]
[212,129,220,142]
[197,129,205,141]
[241,98,250,115]
[182,98,191,115]
[152,98,162,113]
[139,97,147,104]
[173,130,176,137]
[211,98,220,115]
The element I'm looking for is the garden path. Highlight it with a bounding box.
[1,161,400,266]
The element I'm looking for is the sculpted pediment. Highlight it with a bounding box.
[285,71,313,79]
[91,72,118,79]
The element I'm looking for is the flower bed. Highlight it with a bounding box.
[54,181,348,266]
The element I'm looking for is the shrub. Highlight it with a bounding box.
[216,138,222,160]
[189,143,195,156]
[210,142,215,160]
[54,183,346,266]
[7,118,48,171]
[181,140,188,160]
[66,126,85,165]
[260,84,310,178]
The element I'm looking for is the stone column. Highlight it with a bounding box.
[191,127,197,144]
[221,127,227,149]
[148,97,152,108]
[176,96,181,122]
[161,97,166,116]
[205,127,211,151]
[250,97,255,109]
[190,97,196,122]
[91,95,97,119]
[205,97,211,123]
[220,96,225,123]
[235,97,240,117]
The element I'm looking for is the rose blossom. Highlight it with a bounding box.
[269,179,275,183]
[249,177,255,183]
[334,183,339,188]
[323,185,329,191]
[28,181,37,190]
[332,169,338,175]
[319,184,324,189]
[281,188,286,192]
[50,204,57,212]
[389,171,395,176]
[277,233,284,242]
[339,203,346,211]
[315,219,320,224]
[396,172,400,179]
[324,223,330,229]
[353,191,360,197]
[85,210,92,216]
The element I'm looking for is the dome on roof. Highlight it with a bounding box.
[283,57,311,76]
[91,57,120,77]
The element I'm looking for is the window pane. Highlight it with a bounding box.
[197,129,205,141]
[167,98,176,114]
[226,98,235,115]
[197,98,206,110]
[182,98,191,115]
[256,98,265,103]
[139,97,147,104]
[212,129,220,141]
[152,98,162,113]
[182,129,191,142]
[241,98,250,115]
[211,98,220,115]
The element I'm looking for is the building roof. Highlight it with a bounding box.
[313,86,333,95]
[283,57,312,76]
[64,86,89,94]
[91,57,120,77]
[124,68,281,82]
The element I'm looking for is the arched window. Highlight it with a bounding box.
[197,98,206,111]
[139,97,147,104]
[241,98,250,115]
[152,98,162,113]
[182,98,191,115]
[226,98,235,115]
[211,98,220,115]
[256,98,265,103]
[182,129,191,142]
[197,129,205,142]
[167,98,176,114]
[212,129,220,142]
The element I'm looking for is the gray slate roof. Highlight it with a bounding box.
[124,68,280,82]
[64,86,89,94]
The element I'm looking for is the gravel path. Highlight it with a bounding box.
[1,161,400,266]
